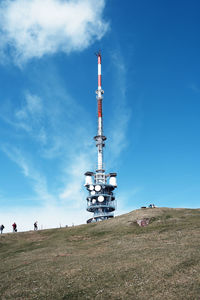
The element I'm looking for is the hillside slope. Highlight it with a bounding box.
[0,207,200,299]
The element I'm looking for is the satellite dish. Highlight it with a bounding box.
[89,185,94,191]
[98,195,104,202]
[91,191,96,196]
[92,199,96,204]
[95,185,101,192]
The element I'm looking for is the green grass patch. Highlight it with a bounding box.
[0,207,199,300]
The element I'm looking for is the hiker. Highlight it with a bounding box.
[0,224,5,234]
[12,222,17,232]
[34,221,38,231]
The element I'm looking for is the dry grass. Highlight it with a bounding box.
[0,207,200,299]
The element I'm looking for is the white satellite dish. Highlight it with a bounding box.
[89,185,94,191]
[92,199,96,204]
[91,191,96,196]
[95,185,101,192]
[98,195,104,202]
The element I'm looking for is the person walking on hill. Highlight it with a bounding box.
[0,224,5,234]
[34,221,38,231]
[12,222,17,232]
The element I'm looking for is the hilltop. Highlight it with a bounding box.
[0,207,200,299]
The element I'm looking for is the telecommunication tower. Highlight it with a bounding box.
[84,53,117,223]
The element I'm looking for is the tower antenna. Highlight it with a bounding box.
[84,53,117,223]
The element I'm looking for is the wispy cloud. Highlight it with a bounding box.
[106,51,131,167]
[1,138,94,217]
[0,0,109,65]
[0,140,94,231]
[59,151,95,204]
[189,83,200,94]
[14,92,44,135]
[1,77,93,155]
[1,145,56,204]
[16,93,43,119]
[116,187,142,216]
[0,67,96,217]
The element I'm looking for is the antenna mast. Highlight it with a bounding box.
[94,52,106,174]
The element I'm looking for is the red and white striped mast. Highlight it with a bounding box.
[95,52,106,173]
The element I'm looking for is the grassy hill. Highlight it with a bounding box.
[0,207,200,299]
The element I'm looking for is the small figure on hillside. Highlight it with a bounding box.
[34,221,38,231]
[12,222,17,232]
[0,224,5,234]
[149,204,152,208]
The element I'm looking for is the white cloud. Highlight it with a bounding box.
[1,142,94,208]
[13,92,47,144]
[106,51,131,167]
[0,136,95,223]
[0,0,108,64]
[0,81,96,218]
[189,83,200,94]
[15,92,43,121]
[59,151,94,204]
[1,145,56,204]
[0,145,93,231]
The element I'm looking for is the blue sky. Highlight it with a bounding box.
[0,0,199,232]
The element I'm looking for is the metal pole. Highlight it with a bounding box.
[96,53,104,171]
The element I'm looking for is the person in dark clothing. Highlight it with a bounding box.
[12,222,17,232]
[34,221,38,231]
[0,224,4,234]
